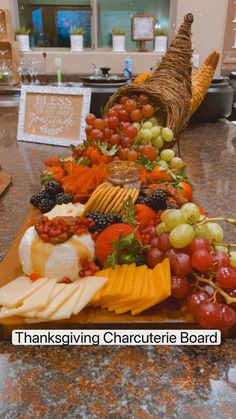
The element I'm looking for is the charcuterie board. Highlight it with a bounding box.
[0,209,197,340]
[0,210,235,341]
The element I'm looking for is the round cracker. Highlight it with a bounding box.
[99,186,121,213]
[95,186,115,212]
[83,183,109,214]
[132,188,139,204]
[113,189,129,214]
[104,188,124,214]
[89,186,111,212]
[117,189,134,214]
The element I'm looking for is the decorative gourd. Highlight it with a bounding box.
[133,72,151,84]
[190,51,220,114]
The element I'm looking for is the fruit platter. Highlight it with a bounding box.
[0,14,235,337]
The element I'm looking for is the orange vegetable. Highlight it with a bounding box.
[44,156,61,167]
[178,181,193,201]
[150,166,172,182]
[139,166,150,185]
[63,160,79,175]
[84,146,112,165]
[47,166,66,183]
[134,204,156,229]
[61,163,107,202]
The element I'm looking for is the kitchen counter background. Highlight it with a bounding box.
[0,108,236,418]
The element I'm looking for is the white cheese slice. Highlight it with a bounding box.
[45,203,84,219]
[47,281,85,320]
[34,282,78,319]
[26,283,66,318]
[73,276,107,315]
[0,278,57,319]
[0,277,49,308]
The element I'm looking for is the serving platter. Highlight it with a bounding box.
[0,209,197,340]
[0,209,235,340]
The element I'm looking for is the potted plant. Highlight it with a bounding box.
[69,27,85,52]
[154,28,168,53]
[16,27,31,52]
[112,28,126,52]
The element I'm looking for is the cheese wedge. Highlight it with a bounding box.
[73,276,107,315]
[45,203,84,219]
[0,277,50,308]
[0,278,57,319]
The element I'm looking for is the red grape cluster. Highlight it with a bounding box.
[84,94,159,162]
[145,232,236,330]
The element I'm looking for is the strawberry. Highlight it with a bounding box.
[134,204,156,229]
[95,223,141,264]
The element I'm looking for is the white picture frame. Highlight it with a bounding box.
[17,85,92,147]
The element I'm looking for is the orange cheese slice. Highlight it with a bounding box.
[114,265,148,314]
[107,263,136,311]
[101,264,129,308]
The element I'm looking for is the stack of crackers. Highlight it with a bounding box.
[83,183,139,216]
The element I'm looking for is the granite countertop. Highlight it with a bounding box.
[0,108,236,418]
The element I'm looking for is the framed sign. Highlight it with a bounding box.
[132,14,155,41]
[17,85,91,147]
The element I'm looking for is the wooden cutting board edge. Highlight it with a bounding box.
[0,172,12,197]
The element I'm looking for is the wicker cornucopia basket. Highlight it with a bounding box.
[104,13,194,143]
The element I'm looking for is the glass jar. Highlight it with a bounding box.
[107,161,141,189]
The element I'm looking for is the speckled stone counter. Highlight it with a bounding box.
[0,109,236,418]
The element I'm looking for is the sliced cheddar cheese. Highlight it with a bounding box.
[115,265,149,314]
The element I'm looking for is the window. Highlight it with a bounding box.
[97,0,170,50]
[17,0,92,47]
[17,0,171,50]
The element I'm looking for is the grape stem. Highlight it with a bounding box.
[195,217,236,227]
[218,243,236,249]
[194,272,236,305]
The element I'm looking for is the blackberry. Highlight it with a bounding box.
[86,212,122,233]
[30,191,48,207]
[145,190,167,211]
[135,195,148,205]
[135,186,150,204]
[56,193,73,205]
[44,181,64,197]
[166,204,178,209]
[139,185,148,197]
[38,197,55,213]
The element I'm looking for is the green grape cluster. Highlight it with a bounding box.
[156,203,224,249]
[133,118,175,149]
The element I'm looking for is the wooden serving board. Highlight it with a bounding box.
[0,172,11,196]
[0,210,235,340]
